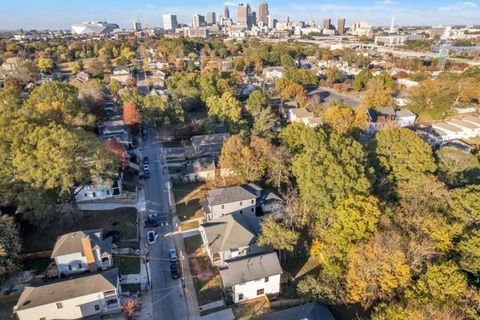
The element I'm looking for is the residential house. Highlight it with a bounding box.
[256,302,336,320]
[202,184,261,221]
[262,66,285,82]
[260,190,283,214]
[51,229,113,277]
[74,174,123,203]
[183,157,216,183]
[13,268,120,320]
[188,133,229,158]
[432,116,480,141]
[288,108,321,127]
[219,252,282,304]
[200,212,271,266]
[75,71,92,84]
[110,65,131,84]
[98,118,133,148]
[366,107,417,133]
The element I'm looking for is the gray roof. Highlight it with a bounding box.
[15,268,118,311]
[191,133,229,148]
[395,109,416,118]
[290,108,314,119]
[220,252,282,287]
[201,213,261,256]
[51,229,110,258]
[207,185,258,206]
[256,302,336,320]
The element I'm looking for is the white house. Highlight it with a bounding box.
[202,184,261,221]
[432,116,480,141]
[51,229,113,277]
[262,66,285,81]
[74,174,123,203]
[220,252,282,304]
[200,212,271,267]
[366,107,417,133]
[288,108,321,127]
[14,268,120,320]
[110,66,131,84]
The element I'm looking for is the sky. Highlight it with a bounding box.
[0,0,479,30]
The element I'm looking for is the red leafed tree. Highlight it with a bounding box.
[121,298,138,319]
[123,101,141,133]
[105,138,129,170]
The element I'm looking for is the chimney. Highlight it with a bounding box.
[81,237,97,273]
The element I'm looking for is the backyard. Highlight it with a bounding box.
[22,208,138,253]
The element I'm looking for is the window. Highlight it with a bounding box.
[84,193,87,197]
[251,199,254,204]
[257,289,265,296]
[251,208,254,212]
[94,304,100,311]
[240,201,243,206]
[221,205,224,209]
[81,252,85,257]
[106,190,110,195]
[78,263,82,269]
[240,210,243,214]
[56,302,63,309]
[238,293,244,300]
[68,265,72,271]
[92,192,97,197]
[265,277,269,282]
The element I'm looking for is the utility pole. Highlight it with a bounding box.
[437,43,450,72]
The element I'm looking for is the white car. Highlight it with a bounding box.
[147,230,158,245]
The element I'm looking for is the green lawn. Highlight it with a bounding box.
[22,208,138,253]
[121,283,142,292]
[113,255,141,274]
[184,234,204,255]
[172,183,205,222]
[194,275,223,306]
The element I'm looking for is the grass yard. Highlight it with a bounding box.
[113,255,141,274]
[194,275,223,306]
[172,182,205,222]
[121,283,142,292]
[184,234,204,255]
[22,208,138,253]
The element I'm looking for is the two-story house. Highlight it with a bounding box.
[202,184,262,221]
[219,252,282,304]
[200,212,271,267]
[13,268,121,320]
[51,229,113,277]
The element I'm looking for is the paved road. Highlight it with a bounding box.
[308,87,360,108]
[142,127,190,320]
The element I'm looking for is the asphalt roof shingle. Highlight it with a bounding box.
[207,185,258,206]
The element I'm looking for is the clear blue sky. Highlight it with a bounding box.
[0,0,479,30]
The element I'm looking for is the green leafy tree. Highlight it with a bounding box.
[0,215,22,275]
[326,66,341,84]
[353,69,373,91]
[374,128,436,183]
[258,217,299,252]
[108,78,122,95]
[456,228,480,274]
[437,147,480,187]
[206,91,242,125]
[449,185,480,225]
[246,90,268,113]
[37,57,55,73]
[322,102,367,135]
[361,77,394,108]
[251,107,278,138]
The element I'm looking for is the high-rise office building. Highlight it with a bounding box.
[206,12,217,25]
[237,3,253,29]
[224,5,230,19]
[133,21,142,31]
[257,2,269,26]
[267,14,276,29]
[192,14,205,28]
[163,14,178,31]
[323,18,331,30]
[337,18,345,34]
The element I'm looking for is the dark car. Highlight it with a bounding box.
[143,156,149,164]
[168,249,178,263]
[146,213,160,227]
[170,263,180,279]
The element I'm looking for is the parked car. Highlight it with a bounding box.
[147,230,158,245]
[168,249,177,262]
[143,156,149,164]
[143,164,150,171]
[170,263,180,279]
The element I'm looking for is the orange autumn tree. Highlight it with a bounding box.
[123,101,141,133]
[105,138,128,170]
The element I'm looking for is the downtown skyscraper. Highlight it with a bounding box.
[257,2,269,26]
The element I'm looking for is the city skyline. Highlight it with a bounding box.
[0,0,479,30]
